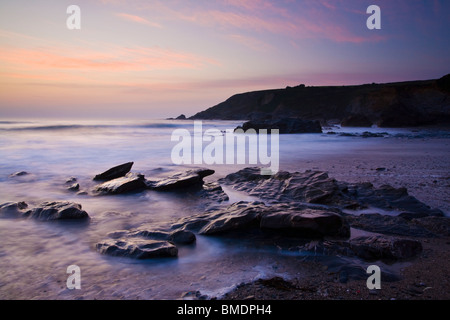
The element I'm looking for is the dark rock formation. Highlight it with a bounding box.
[176,114,187,120]
[146,168,215,191]
[174,201,350,239]
[235,118,322,134]
[94,173,147,194]
[67,183,80,191]
[219,167,444,216]
[190,75,450,127]
[0,201,28,218]
[9,171,29,177]
[341,114,373,127]
[130,228,196,245]
[96,238,178,259]
[348,235,422,261]
[25,201,89,221]
[93,162,134,181]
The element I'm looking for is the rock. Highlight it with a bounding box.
[260,207,350,238]
[25,201,89,221]
[0,201,28,217]
[65,177,77,184]
[96,238,178,259]
[93,162,134,181]
[175,114,187,120]
[147,168,215,191]
[198,182,229,203]
[131,228,196,245]
[235,118,322,134]
[9,171,29,177]
[67,183,80,191]
[176,201,349,239]
[344,213,437,238]
[349,235,422,261]
[219,167,443,216]
[341,114,373,127]
[94,173,147,194]
[197,201,265,235]
[411,216,450,237]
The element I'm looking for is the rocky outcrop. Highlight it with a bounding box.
[146,168,215,191]
[219,167,444,216]
[234,118,322,134]
[0,201,29,218]
[190,75,450,127]
[348,235,422,261]
[93,162,134,181]
[94,173,147,194]
[96,238,178,259]
[174,201,350,239]
[25,201,89,220]
[1,201,89,221]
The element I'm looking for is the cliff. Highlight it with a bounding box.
[190,74,450,127]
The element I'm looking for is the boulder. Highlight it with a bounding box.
[25,201,89,221]
[94,173,147,194]
[348,235,422,261]
[146,168,215,191]
[93,162,134,181]
[96,238,178,259]
[0,201,28,218]
[234,118,322,134]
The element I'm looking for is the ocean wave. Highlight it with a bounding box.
[0,122,185,132]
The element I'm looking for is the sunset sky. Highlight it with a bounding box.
[0,0,449,119]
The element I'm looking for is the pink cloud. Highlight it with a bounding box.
[115,13,163,28]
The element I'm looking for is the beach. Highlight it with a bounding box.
[0,120,449,300]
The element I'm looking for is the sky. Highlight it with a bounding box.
[0,0,449,119]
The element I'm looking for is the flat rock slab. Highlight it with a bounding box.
[96,238,178,259]
[147,168,215,191]
[93,162,134,181]
[94,173,147,194]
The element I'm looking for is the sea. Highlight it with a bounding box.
[0,119,447,299]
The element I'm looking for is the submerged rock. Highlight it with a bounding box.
[0,201,28,218]
[96,238,178,259]
[235,118,322,134]
[94,173,147,194]
[146,168,215,191]
[9,171,29,177]
[93,162,134,181]
[25,201,89,221]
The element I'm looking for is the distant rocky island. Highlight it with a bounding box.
[188,74,450,127]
